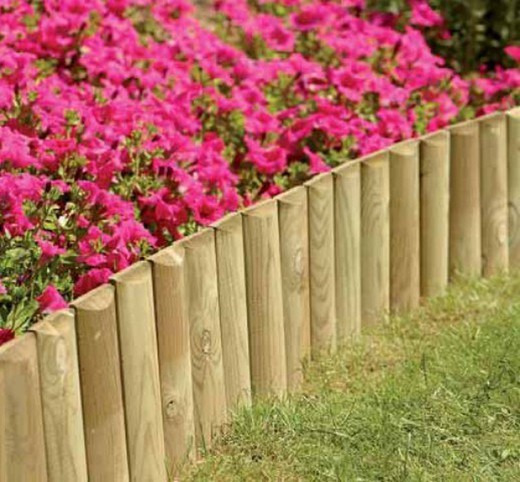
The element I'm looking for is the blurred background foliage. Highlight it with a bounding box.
[366,0,519,73]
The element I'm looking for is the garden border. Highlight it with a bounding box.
[1,107,519,481]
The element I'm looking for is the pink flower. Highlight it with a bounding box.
[291,5,328,32]
[38,239,65,264]
[408,0,444,28]
[36,286,68,313]
[74,268,113,297]
[304,147,329,174]
[254,15,295,52]
[246,138,288,175]
[378,109,413,141]
[0,280,6,295]
[331,62,372,102]
[505,46,520,63]
[0,328,15,347]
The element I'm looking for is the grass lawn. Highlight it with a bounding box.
[180,275,520,481]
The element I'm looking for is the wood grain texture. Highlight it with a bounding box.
[149,246,196,467]
[449,122,482,277]
[333,162,361,341]
[480,113,509,276]
[72,284,129,482]
[0,334,47,482]
[30,311,88,482]
[242,200,287,396]
[182,229,227,448]
[212,213,252,408]
[277,187,311,390]
[111,262,167,482]
[508,107,520,268]
[390,141,420,312]
[306,173,336,355]
[361,151,390,326]
[420,131,450,297]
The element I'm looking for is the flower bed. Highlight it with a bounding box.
[0,0,518,342]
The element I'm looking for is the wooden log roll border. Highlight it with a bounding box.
[30,311,88,482]
[111,262,167,482]
[361,150,390,326]
[389,141,421,312]
[1,108,520,480]
[71,284,129,482]
[0,334,47,482]
[479,112,509,276]
[212,213,252,408]
[420,131,450,297]
[149,246,196,468]
[179,229,227,449]
[333,162,361,341]
[508,107,520,267]
[242,199,287,396]
[277,186,311,390]
[306,173,337,355]
[449,121,482,278]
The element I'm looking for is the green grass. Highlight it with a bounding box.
[180,275,520,481]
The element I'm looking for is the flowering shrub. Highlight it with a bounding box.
[0,0,518,342]
[367,0,519,72]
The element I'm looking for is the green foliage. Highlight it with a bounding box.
[181,274,520,481]
[367,0,519,72]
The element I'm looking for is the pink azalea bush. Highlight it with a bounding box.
[0,0,518,342]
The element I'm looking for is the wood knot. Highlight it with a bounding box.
[290,246,305,289]
[55,339,68,381]
[165,397,180,420]
[497,222,508,245]
[293,247,304,277]
[201,329,212,355]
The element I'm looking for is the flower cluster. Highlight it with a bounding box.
[0,0,518,341]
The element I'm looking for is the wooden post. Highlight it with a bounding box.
[242,200,287,396]
[31,311,88,482]
[507,107,520,267]
[0,335,47,482]
[72,285,129,482]
[149,246,196,467]
[361,151,390,325]
[333,162,361,341]
[420,131,450,297]
[212,213,252,408]
[182,229,227,448]
[306,173,336,355]
[480,113,509,276]
[390,141,420,312]
[277,187,311,390]
[111,262,167,482]
[449,121,481,277]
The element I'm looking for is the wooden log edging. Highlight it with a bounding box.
[420,131,450,297]
[479,113,509,276]
[242,200,287,396]
[389,140,420,312]
[449,121,482,277]
[181,230,227,449]
[507,107,520,266]
[361,151,390,326]
[306,173,337,355]
[71,285,129,482]
[30,311,87,482]
[111,262,167,482]
[333,162,361,341]
[149,246,196,468]
[278,187,311,390]
[1,107,519,481]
